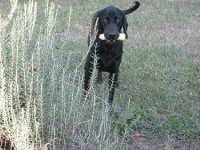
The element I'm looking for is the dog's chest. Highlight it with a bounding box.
[98,45,121,68]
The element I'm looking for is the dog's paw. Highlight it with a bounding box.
[96,78,103,84]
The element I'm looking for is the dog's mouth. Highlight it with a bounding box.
[106,39,116,45]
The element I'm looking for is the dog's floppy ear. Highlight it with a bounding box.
[90,10,103,36]
[88,10,103,46]
[122,16,128,39]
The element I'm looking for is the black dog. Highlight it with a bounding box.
[84,1,140,104]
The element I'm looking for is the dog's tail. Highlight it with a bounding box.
[123,1,140,15]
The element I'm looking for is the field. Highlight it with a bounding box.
[0,0,199,149]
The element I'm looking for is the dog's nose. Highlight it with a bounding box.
[108,34,118,40]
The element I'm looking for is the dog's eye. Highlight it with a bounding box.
[116,19,120,24]
[103,19,108,24]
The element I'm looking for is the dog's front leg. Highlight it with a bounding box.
[84,55,94,95]
[108,73,118,104]
[84,68,92,95]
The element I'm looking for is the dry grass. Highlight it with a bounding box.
[0,0,199,149]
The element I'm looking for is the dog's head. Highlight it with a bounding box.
[90,1,140,44]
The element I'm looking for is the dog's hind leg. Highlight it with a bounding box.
[96,70,103,84]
